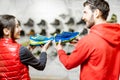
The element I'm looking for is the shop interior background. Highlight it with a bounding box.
[0,0,119,80]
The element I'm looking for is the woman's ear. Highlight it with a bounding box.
[3,28,10,36]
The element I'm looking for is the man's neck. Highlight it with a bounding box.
[95,18,107,25]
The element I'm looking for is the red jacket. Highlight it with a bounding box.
[58,23,120,80]
[0,38,30,80]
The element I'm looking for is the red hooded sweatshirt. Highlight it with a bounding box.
[58,23,120,80]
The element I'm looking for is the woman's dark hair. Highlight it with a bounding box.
[83,0,110,20]
[0,14,16,39]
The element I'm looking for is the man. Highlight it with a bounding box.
[55,0,120,80]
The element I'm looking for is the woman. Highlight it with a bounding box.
[0,14,51,80]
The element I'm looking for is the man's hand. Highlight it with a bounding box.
[54,40,63,51]
[69,36,80,46]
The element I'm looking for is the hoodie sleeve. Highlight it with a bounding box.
[58,38,94,70]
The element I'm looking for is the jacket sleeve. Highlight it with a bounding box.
[57,38,94,70]
[20,46,47,70]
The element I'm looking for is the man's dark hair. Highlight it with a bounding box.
[83,0,110,20]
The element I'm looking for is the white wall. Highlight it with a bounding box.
[0,0,119,23]
[0,0,69,23]
[108,0,120,23]
[0,0,119,34]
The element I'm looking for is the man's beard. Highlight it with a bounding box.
[87,15,94,29]
[87,22,94,29]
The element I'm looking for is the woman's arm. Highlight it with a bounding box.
[20,46,47,70]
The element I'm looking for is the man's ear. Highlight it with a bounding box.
[3,28,10,36]
[94,9,101,18]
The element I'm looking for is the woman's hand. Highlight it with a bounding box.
[41,40,52,52]
[27,45,36,52]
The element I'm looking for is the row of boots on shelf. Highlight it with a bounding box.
[23,17,86,27]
